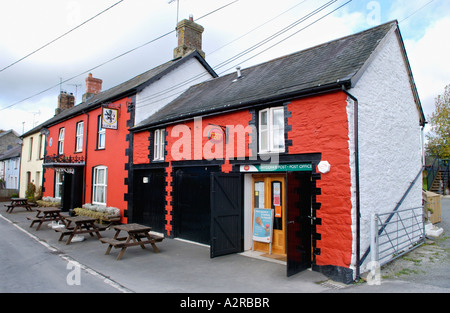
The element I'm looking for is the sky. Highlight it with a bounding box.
[0,0,449,135]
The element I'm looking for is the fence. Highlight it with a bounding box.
[370,206,425,267]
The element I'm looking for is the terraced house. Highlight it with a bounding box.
[39,17,216,221]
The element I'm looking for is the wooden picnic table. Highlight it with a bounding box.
[27,207,67,231]
[55,216,107,245]
[100,223,164,260]
[5,198,33,213]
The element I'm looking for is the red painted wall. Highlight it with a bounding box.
[162,110,253,235]
[287,91,352,269]
[134,91,353,270]
[43,97,131,223]
[133,131,150,164]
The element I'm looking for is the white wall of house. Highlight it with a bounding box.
[347,28,424,273]
[134,58,214,126]
[19,132,45,198]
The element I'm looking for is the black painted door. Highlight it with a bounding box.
[174,168,213,245]
[287,172,312,276]
[210,173,242,258]
[133,169,165,233]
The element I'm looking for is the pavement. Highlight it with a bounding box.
[1,198,449,295]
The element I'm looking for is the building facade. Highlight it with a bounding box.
[40,18,217,223]
[129,21,425,283]
[19,128,46,198]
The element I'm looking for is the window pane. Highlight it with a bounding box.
[259,110,269,152]
[271,108,285,150]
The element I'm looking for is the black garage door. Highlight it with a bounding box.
[174,166,219,245]
[132,169,166,233]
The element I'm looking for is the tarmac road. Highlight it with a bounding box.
[0,198,449,296]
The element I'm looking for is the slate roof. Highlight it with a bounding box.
[22,50,216,136]
[135,20,421,129]
[0,145,21,161]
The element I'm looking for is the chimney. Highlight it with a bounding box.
[173,15,205,59]
[83,73,103,102]
[55,91,75,115]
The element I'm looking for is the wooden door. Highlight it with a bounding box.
[252,175,286,255]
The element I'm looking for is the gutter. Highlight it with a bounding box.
[341,86,361,282]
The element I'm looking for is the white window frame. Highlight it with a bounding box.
[75,121,84,152]
[55,172,64,199]
[28,137,33,161]
[92,166,107,205]
[153,129,165,161]
[97,116,105,149]
[258,107,285,153]
[58,128,65,155]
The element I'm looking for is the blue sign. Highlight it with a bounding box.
[253,208,274,243]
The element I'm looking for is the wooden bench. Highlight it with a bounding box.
[5,198,33,213]
[101,224,164,260]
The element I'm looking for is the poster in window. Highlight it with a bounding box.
[101,107,118,130]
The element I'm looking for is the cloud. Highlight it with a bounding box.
[405,17,450,118]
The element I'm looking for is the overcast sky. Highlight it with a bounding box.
[0,0,449,135]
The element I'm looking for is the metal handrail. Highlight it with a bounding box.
[427,154,440,190]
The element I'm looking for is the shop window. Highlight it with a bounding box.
[75,121,84,152]
[58,128,65,155]
[258,107,285,153]
[93,166,107,205]
[153,129,165,161]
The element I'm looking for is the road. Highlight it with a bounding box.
[0,198,449,296]
[0,215,125,293]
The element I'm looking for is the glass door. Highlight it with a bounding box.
[252,175,286,256]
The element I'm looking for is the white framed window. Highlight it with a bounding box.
[55,172,64,199]
[259,107,285,153]
[38,134,44,159]
[28,137,33,161]
[153,129,165,161]
[75,121,84,152]
[92,166,107,205]
[58,128,65,155]
[97,116,105,149]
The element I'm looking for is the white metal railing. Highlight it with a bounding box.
[370,206,425,267]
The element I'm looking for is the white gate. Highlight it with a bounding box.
[370,207,425,267]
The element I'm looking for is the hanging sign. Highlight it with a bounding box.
[241,163,312,173]
[253,208,274,243]
[101,107,119,130]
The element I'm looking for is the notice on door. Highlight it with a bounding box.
[253,208,274,243]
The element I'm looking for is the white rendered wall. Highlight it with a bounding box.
[348,30,424,273]
[134,58,214,126]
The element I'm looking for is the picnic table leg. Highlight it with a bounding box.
[66,224,80,245]
[116,235,132,260]
[116,247,127,260]
[144,233,160,253]
[35,214,47,231]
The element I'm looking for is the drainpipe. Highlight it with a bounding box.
[82,111,89,210]
[341,86,361,281]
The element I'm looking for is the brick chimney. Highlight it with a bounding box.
[173,15,205,59]
[83,73,103,102]
[55,91,75,115]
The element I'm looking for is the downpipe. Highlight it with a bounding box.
[342,86,361,281]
